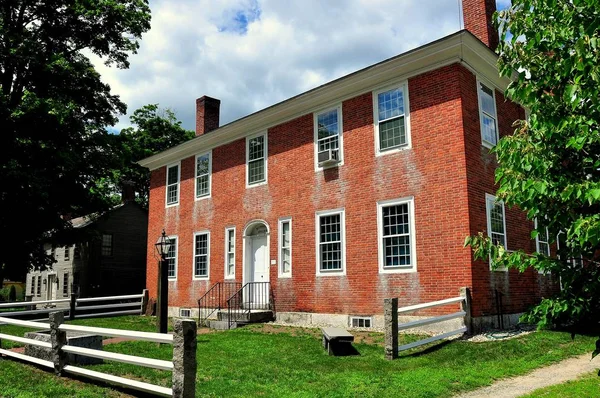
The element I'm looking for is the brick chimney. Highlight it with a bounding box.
[196,96,220,136]
[121,180,136,204]
[462,0,499,50]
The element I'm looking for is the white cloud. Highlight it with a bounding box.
[93,0,473,132]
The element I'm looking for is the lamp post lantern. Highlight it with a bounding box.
[154,229,171,334]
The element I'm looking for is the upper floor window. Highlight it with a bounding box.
[30,276,35,295]
[314,106,343,169]
[225,227,235,279]
[316,209,346,275]
[477,80,499,147]
[279,218,292,277]
[374,84,410,154]
[196,152,211,199]
[193,232,210,279]
[166,236,178,280]
[486,194,507,270]
[377,197,416,273]
[166,163,180,206]
[535,218,550,256]
[246,133,267,186]
[101,234,113,257]
[64,246,70,261]
[63,273,69,297]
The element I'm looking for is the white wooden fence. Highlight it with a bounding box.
[0,290,149,322]
[384,287,472,360]
[0,311,196,397]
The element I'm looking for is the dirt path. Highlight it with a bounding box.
[454,353,599,398]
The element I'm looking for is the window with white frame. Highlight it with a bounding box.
[63,273,69,296]
[64,246,70,261]
[30,276,35,295]
[36,276,41,296]
[166,163,180,206]
[315,107,342,167]
[378,198,415,271]
[279,218,292,277]
[375,85,409,152]
[101,234,113,257]
[317,210,345,273]
[166,237,178,279]
[225,228,235,278]
[486,194,507,269]
[535,218,550,256]
[247,133,267,185]
[194,232,209,279]
[478,80,499,147]
[196,152,211,198]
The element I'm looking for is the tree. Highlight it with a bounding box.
[0,1,151,284]
[465,0,600,352]
[114,104,195,208]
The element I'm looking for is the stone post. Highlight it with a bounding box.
[460,287,473,335]
[384,298,398,360]
[172,318,197,398]
[141,289,149,315]
[69,293,77,321]
[49,311,67,376]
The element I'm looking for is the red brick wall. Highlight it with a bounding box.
[462,0,499,50]
[146,62,555,319]
[460,67,560,318]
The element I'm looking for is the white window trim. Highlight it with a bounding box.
[167,235,178,280]
[224,227,236,280]
[278,217,292,278]
[377,196,417,274]
[315,208,346,276]
[165,162,181,208]
[195,151,212,201]
[534,218,551,275]
[485,193,507,271]
[477,77,499,149]
[192,231,210,280]
[373,81,412,157]
[246,131,268,188]
[313,104,344,171]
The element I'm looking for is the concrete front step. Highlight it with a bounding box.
[208,320,239,330]
[217,310,273,323]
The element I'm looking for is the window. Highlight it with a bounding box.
[101,234,113,257]
[278,218,292,277]
[63,273,69,297]
[195,152,211,199]
[535,218,550,256]
[477,80,499,147]
[316,209,346,275]
[64,246,70,261]
[374,84,410,154]
[486,194,507,270]
[166,163,180,206]
[193,232,210,279]
[166,237,178,279]
[225,227,235,279]
[179,308,192,318]
[377,197,416,273]
[30,276,35,295]
[246,133,267,186]
[36,276,41,296]
[314,106,343,169]
[350,316,372,328]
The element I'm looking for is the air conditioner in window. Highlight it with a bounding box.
[317,149,340,166]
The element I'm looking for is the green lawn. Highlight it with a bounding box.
[523,372,600,398]
[0,316,597,397]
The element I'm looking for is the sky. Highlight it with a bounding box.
[94,0,512,133]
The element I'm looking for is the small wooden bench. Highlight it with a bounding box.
[321,327,354,355]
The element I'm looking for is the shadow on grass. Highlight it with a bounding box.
[328,343,361,357]
[399,340,453,358]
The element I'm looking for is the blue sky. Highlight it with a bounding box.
[92,0,511,132]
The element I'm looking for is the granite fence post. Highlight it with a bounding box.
[49,311,67,376]
[460,287,473,335]
[69,293,77,321]
[172,318,197,398]
[141,289,149,315]
[384,298,398,360]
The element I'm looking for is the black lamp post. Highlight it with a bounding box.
[154,229,171,334]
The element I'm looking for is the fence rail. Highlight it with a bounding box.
[384,287,472,360]
[0,312,196,397]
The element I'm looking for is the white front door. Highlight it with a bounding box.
[47,275,57,301]
[248,227,269,307]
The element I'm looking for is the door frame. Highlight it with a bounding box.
[46,273,57,301]
[242,220,270,287]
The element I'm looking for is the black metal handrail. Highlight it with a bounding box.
[197,281,241,326]
[226,282,273,329]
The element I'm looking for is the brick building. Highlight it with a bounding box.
[140,0,558,331]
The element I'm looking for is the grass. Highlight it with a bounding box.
[523,372,600,398]
[0,316,597,397]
